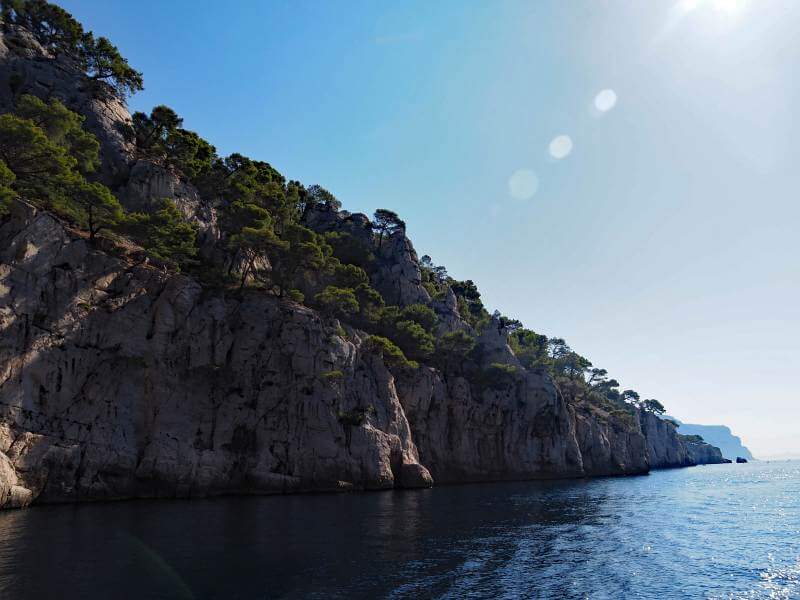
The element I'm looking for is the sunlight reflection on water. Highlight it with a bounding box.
[0,461,797,599]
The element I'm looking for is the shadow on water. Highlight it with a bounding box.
[0,477,607,600]
[1,462,798,599]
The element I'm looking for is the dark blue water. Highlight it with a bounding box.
[0,461,797,599]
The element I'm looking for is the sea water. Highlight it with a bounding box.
[0,460,797,599]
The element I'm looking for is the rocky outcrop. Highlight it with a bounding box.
[573,407,649,476]
[397,368,583,483]
[0,22,728,509]
[640,411,693,468]
[684,441,727,465]
[373,231,432,307]
[0,202,432,508]
[676,421,753,461]
[639,411,725,468]
[0,26,219,239]
[0,25,134,185]
[0,201,726,509]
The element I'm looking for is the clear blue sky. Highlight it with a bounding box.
[61,0,799,458]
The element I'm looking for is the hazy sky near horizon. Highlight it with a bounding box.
[61,1,799,457]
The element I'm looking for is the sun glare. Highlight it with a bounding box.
[681,0,748,16]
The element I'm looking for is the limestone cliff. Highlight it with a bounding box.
[0,20,726,510]
[0,202,727,508]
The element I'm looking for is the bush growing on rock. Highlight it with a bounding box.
[315,286,359,319]
[324,231,375,268]
[14,94,99,174]
[72,180,123,239]
[122,200,198,271]
[372,208,405,247]
[1,0,143,97]
[482,362,520,389]
[132,105,216,179]
[0,161,16,215]
[399,303,437,332]
[363,336,418,370]
[337,405,375,427]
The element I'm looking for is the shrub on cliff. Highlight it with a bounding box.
[0,112,75,203]
[0,161,16,215]
[376,306,436,361]
[122,200,198,271]
[0,97,128,236]
[132,105,216,179]
[14,94,99,174]
[363,336,418,370]
[372,208,405,247]
[399,303,437,332]
[1,0,143,97]
[508,328,550,370]
[302,184,341,214]
[315,286,359,320]
[437,330,475,357]
[482,362,520,390]
[71,180,123,239]
[324,231,375,268]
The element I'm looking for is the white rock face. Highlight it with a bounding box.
[0,26,725,509]
[0,203,432,508]
[0,203,724,509]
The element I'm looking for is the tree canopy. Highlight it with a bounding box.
[372,209,405,247]
[1,0,143,97]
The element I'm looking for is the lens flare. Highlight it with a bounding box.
[594,89,618,113]
[508,169,539,200]
[549,135,573,160]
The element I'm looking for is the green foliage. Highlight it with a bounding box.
[222,199,285,287]
[81,33,143,96]
[508,328,549,370]
[321,369,344,382]
[332,262,368,289]
[353,283,384,325]
[679,434,705,444]
[14,94,99,173]
[302,184,341,213]
[642,398,666,415]
[337,405,375,427]
[286,288,304,303]
[392,319,435,360]
[375,306,435,361]
[210,153,291,228]
[122,200,198,271]
[0,160,17,215]
[483,362,520,389]
[270,223,329,295]
[1,0,83,56]
[0,112,74,203]
[324,231,374,268]
[1,1,143,97]
[71,179,122,238]
[450,279,489,328]
[400,303,437,332]
[437,330,475,357]
[363,335,418,370]
[372,208,405,247]
[315,286,359,319]
[434,329,476,372]
[0,99,122,238]
[132,106,216,179]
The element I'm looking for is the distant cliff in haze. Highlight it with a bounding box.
[674,421,754,461]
